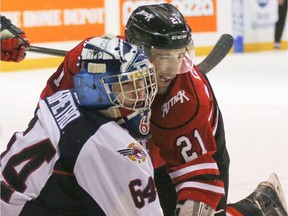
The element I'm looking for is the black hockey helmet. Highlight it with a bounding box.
[125,3,192,50]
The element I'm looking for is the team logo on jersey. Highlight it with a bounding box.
[118,143,147,163]
[161,90,190,118]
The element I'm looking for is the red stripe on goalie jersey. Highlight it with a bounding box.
[39,35,126,100]
[150,66,224,209]
[39,37,94,99]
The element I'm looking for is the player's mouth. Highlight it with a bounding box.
[159,74,175,83]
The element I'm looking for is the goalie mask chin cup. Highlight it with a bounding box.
[73,36,157,138]
[125,3,193,50]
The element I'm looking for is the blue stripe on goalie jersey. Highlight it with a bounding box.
[23,160,106,215]
[58,108,113,172]
[44,90,114,172]
[45,90,81,130]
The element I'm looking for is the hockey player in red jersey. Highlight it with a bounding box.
[1,15,30,62]
[125,4,228,215]
[1,36,163,215]
[6,3,286,215]
[125,4,287,216]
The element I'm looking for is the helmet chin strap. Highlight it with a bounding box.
[99,108,122,119]
[116,110,140,125]
[99,107,140,125]
[99,107,150,139]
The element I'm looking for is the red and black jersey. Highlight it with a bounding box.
[149,65,229,210]
[40,35,125,99]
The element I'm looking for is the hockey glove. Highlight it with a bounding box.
[1,35,30,62]
[175,200,215,216]
[1,16,30,62]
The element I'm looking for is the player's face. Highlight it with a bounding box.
[113,79,146,109]
[148,48,186,94]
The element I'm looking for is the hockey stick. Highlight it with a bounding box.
[2,17,233,72]
[25,34,235,74]
[26,34,234,74]
[28,46,68,56]
[1,23,68,56]
[196,34,234,74]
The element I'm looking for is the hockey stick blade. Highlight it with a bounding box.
[197,34,234,74]
[28,46,67,56]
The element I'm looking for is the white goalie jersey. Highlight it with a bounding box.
[0,90,163,216]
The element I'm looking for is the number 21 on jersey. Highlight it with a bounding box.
[176,129,207,162]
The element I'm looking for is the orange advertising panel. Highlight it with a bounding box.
[119,0,217,35]
[1,0,105,43]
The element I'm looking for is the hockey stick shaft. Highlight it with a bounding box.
[196,34,234,74]
[2,18,233,70]
[26,34,234,72]
[28,46,68,56]
[1,22,68,57]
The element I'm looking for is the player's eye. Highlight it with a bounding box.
[159,55,171,60]
[178,53,185,59]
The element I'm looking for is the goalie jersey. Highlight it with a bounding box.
[1,90,163,216]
